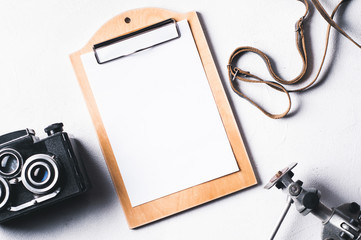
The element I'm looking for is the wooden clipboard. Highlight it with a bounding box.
[70,8,256,228]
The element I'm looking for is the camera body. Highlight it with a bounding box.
[0,123,88,223]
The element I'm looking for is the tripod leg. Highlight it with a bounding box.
[269,197,294,240]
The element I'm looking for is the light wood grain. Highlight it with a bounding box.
[70,8,257,228]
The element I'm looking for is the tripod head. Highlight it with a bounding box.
[266,163,361,240]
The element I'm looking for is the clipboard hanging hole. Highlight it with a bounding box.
[124,17,131,24]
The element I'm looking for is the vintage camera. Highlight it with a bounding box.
[0,123,89,223]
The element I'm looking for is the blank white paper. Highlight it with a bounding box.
[81,20,239,207]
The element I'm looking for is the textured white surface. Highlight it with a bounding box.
[0,0,360,239]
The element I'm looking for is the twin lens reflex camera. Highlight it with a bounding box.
[0,123,89,223]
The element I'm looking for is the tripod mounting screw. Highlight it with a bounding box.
[289,182,301,196]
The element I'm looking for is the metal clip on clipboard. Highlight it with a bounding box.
[93,18,180,64]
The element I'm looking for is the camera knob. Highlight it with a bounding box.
[44,123,64,136]
[302,192,320,210]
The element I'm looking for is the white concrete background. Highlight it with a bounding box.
[0,0,360,239]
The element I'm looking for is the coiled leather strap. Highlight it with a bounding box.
[228,0,361,119]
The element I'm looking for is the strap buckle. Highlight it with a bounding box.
[232,69,239,81]
[295,17,305,32]
[228,65,250,81]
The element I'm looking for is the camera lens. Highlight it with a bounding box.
[0,149,23,178]
[0,154,18,174]
[21,154,60,194]
[0,177,10,209]
[30,165,49,184]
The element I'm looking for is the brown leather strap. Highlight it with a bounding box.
[311,0,361,49]
[228,0,361,119]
